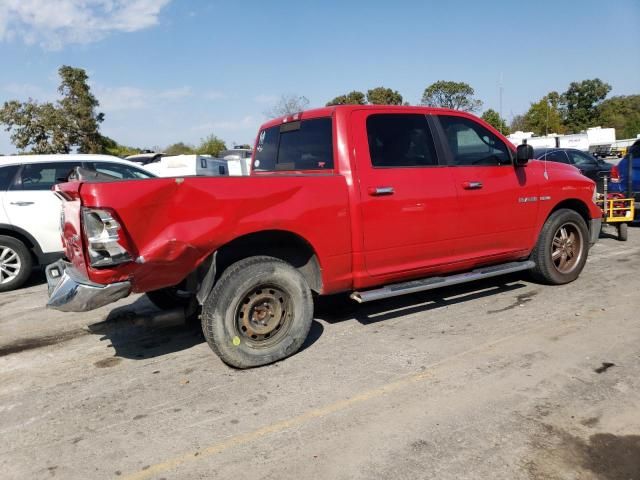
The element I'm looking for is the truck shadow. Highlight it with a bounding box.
[87,295,324,360]
[87,274,528,361]
[315,273,528,325]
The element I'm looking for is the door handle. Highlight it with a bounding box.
[462,181,483,190]
[368,186,395,196]
[10,201,35,206]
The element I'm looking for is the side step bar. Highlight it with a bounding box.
[350,260,535,303]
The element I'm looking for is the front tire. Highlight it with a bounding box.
[201,256,313,368]
[530,209,589,285]
[0,236,33,292]
[617,223,628,242]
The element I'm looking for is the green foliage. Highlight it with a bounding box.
[326,91,366,106]
[196,134,227,156]
[0,100,70,153]
[366,87,403,105]
[562,78,611,133]
[510,114,527,132]
[0,65,104,153]
[164,142,195,155]
[598,95,640,139]
[421,80,482,112]
[522,92,566,136]
[265,94,310,118]
[100,136,141,157]
[481,109,510,135]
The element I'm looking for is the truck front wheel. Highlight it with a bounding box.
[530,209,589,285]
[201,256,313,368]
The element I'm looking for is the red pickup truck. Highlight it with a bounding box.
[47,106,602,368]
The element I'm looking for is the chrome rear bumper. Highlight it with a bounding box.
[46,260,131,312]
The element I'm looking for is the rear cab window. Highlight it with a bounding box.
[253,117,334,172]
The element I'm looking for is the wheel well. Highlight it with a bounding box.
[0,227,39,265]
[549,199,591,226]
[215,230,323,293]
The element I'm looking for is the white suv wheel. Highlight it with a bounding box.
[0,245,21,284]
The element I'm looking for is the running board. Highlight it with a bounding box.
[350,261,536,303]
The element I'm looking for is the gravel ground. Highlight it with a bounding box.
[1,224,639,480]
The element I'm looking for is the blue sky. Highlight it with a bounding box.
[1,0,639,154]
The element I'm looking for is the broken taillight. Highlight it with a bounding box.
[82,208,132,267]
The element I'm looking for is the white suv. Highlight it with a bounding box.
[0,154,154,292]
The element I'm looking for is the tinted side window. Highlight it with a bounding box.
[366,114,438,167]
[14,162,82,191]
[438,116,511,166]
[568,151,597,166]
[538,150,570,164]
[254,118,333,171]
[0,165,19,190]
[88,162,153,179]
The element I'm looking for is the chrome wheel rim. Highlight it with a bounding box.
[551,222,583,274]
[0,246,21,284]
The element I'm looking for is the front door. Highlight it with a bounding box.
[433,113,540,260]
[352,110,460,278]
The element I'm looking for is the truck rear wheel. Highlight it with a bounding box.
[530,209,589,285]
[201,256,313,368]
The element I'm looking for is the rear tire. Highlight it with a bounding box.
[0,236,33,292]
[617,223,628,242]
[201,256,313,369]
[530,209,589,285]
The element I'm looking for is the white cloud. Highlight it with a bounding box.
[254,94,277,104]
[95,84,192,111]
[204,90,226,101]
[2,82,52,100]
[0,0,172,50]
[193,116,258,132]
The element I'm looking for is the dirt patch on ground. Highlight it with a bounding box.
[0,329,88,357]
[525,423,640,480]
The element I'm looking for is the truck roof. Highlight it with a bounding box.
[260,105,467,131]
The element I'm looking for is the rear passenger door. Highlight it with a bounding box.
[433,114,539,260]
[352,110,460,278]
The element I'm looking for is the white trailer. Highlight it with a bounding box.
[557,133,589,151]
[144,155,230,177]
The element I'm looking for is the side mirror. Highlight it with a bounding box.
[515,144,534,166]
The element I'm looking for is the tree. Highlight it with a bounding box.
[197,134,227,156]
[326,91,366,106]
[598,95,640,139]
[421,80,482,112]
[481,109,510,135]
[57,66,104,152]
[165,142,195,155]
[562,78,611,132]
[510,114,527,132]
[366,87,403,105]
[0,65,104,153]
[100,136,141,157]
[264,94,310,118]
[0,100,70,153]
[522,92,566,136]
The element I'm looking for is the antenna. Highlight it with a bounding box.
[499,72,504,134]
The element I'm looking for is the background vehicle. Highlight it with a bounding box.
[609,139,640,212]
[47,106,601,368]
[143,154,242,177]
[0,154,154,292]
[533,147,612,189]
